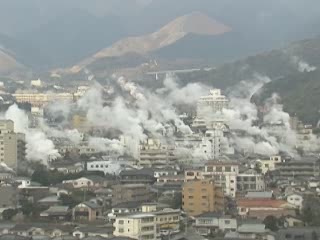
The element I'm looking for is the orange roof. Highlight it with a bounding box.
[237,199,287,208]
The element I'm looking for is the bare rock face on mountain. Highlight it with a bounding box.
[69,12,231,73]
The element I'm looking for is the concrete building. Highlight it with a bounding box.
[286,193,304,209]
[194,212,237,236]
[0,120,26,170]
[237,170,265,192]
[196,89,228,118]
[139,139,177,167]
[13,93,74,107]
[113,213,156,240]
[275,159,320,179]
[203,161,239,198]
[182,179,224,217]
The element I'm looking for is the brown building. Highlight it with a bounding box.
[182,179,224,216]
[112,184,154,206]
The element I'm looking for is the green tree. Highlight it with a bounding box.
[2,209,18,220]
[263,215,279,231]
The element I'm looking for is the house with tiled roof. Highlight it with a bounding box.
[237,198,296,219]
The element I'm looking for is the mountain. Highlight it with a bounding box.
[173,36,320,125]
[0,49,21,74]
[69,12,231,73]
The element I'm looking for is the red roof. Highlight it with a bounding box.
[237,199,287,208]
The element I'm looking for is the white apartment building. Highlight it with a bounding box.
[0,120,26,170]
[196,89,229,118]
[113,213,156,240]
[237,169,265,192]
[203,161,239,198]
[139,139,177,167]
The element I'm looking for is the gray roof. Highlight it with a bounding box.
[245,191,273,199]
[38,195,61,203]
[195,211,223,218]
[113,201,141,209]
[120,168,154,177]
[81,201,101,209]
[0,235,31,240]
[237,224,266,233]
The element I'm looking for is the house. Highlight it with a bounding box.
[9,224,74,238]
[225,222,275,240]
[38,195,62,207]
[86,159,123,175]
[237,169,265,192]
[194,212,237,236]
[119,168,155,184]
[50,162,84,174]
[40,206,71,221]
[286,193,304,209]
[72,201,103,222]
[277,227,320,240]
[72,225,113,239]
[63,176,109,189]
[153,208,181,232]
[237,199,296,219]
[255,155,283,174]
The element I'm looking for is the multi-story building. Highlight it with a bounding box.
[203,161,239,198]
[274,159,320,179]
[112,184,154,206]
[13,93,74,107]
[182,179,224,216]
[196,89,229,118]
[237,169,265,192]
[139,139,177,167]
[0,120,26,169]
[113,213,156,240]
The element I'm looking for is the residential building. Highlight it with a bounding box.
[203,161,239,197]
[277,227,320,240]
[112,184,154,206]
[157,174,185,184]
[72,225,113,239]
[153,208,180,232]
[86,159,123,175]
[13,93,74,107]
[182,179,224,216]
[194,212,237,236]
[237,169,265,192]
[139,139,177,167]
[153,168,178,178]
[225,222,275,240]
[0,120,26,170]
[196,89,228,118]
[72,201,103,222]
[237,199,296,219]
[119,168,155,184]
[275,159,320,179]
[40,206,71,221]
[62,176,109,189]
[113,213,156,240]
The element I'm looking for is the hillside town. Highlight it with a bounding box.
[0,76,318,240]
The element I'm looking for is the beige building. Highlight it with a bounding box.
[182,179,224,216]
[113,213,156,240]
[13,93,74,107]
[0,120,25,169]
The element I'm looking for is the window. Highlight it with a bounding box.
[201,188,207,192]
[216,166,222,172]
[186,172,195,176]
[206,167,213,172]
[225,166,231,172]
[188,196,194,199]
[119,228,124,233]
[202,196,207,199]
[225,220,231,224]
[118,220,124,224]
